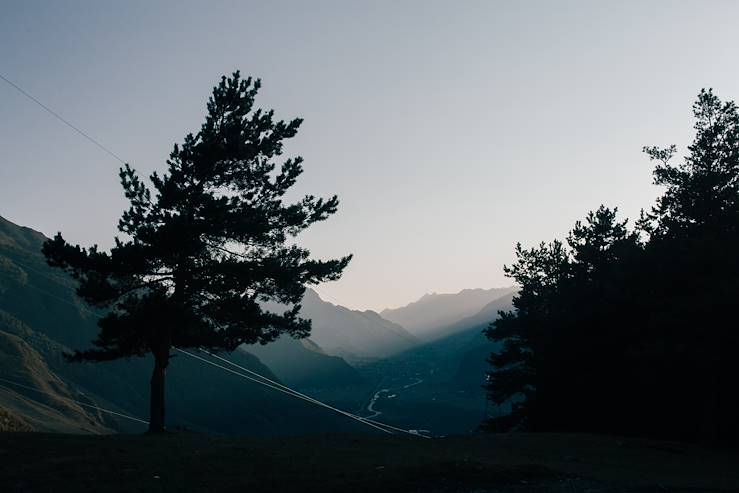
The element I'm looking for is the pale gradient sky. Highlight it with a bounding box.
[2,1,739,311]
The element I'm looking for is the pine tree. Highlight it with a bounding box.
[484,89,739,445]
[644,89,739,238]
[42,72,352,433]
[640,89,739,443]
[485,206,641,431]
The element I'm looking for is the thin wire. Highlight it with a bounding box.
[0,74,414,345]
[0,72,126,164]
[5,258,104,318]
[9,258,147,323]
[175,348,395,435]
[0,73,403,344]
[0,377,149,425]
[23,282,103,318]
[0,382,103,435]
[200,348,429,437]
[9,252,431,436]
[0,77,428,436]
[0,261,146,426]
[173,347,396,435]
[6,257,72,286]
[8,257,430,436]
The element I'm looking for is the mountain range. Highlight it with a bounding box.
[0,215,371,434]
[380,287,517,339]
[0,214,516,435]
[290,288,417,361]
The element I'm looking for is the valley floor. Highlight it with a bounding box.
[1,431,738,492]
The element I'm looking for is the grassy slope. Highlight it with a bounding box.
[1,432,737,493]
[0,330,113,433]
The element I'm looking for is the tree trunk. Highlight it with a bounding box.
[148,343,170,433]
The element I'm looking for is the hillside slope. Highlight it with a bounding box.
[0,330,112,433]
[0,215,376,435]
[244,336,364,389]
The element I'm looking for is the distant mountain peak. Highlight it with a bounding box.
[0,215,48,253]
[380,286,518,337]
[262,286,416,361]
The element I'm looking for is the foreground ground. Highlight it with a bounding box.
[1,431,737,492]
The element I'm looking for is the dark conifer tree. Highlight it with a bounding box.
[485,89,739,446]
[639,88,739,443]
[644,89,739,238]
[485,206,641,431]
[42,72,352,433]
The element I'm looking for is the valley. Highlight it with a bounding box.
[4,6,739,489]
[0,214,516,437]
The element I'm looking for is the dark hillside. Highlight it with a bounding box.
[0,215,375,435]
[245,336,364,389]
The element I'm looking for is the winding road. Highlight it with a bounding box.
[362,377,424,419]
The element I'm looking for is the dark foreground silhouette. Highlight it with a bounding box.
[42,71,351,434]
[486,90,739,447]
[1,432,737,492]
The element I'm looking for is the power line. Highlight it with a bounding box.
[206,245,409,342]
[0,376,148,425]
[0,259,147,428]
[0,73,412,345]
[0,382,104,435]
[6,258,424,435]
[1,74,431,438]
[9,256,431,437]
[173,347,397,435]
[0,72,127,165]
[199,348,428,437]
[5,256,72,285]
[205,348,427,436]
[12,259,425,431]
[0,73,413,345]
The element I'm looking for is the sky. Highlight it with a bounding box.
[2,0,739,311]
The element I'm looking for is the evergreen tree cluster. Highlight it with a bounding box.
[485,89,739,446]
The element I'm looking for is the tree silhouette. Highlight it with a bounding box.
[638,88,739,444]
[42,72,352,433]
[485,206,641,431]
[485,90,739,446]
[644,89,739,238]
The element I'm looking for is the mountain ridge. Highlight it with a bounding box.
[265,288,417,362]
[380,286,517,338]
